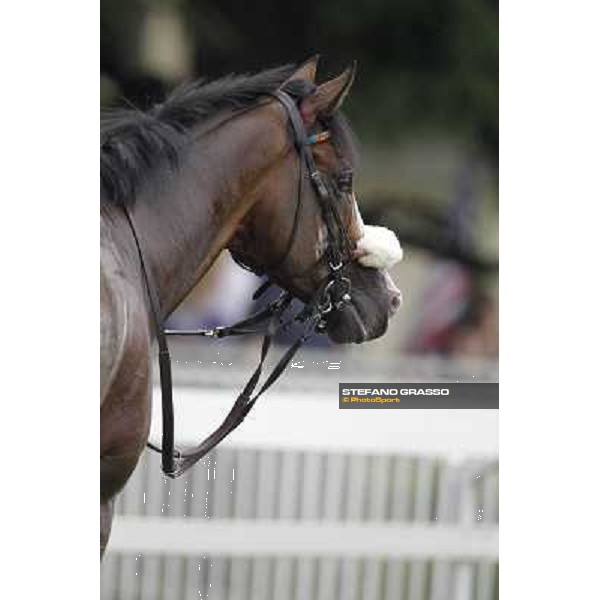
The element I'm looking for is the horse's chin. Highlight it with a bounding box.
[324,265,391,344]
[325,301,388,344]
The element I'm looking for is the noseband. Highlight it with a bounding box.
[122,90,356,478]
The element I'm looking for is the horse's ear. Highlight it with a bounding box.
[284,55,320,85]
[300,62,356,125]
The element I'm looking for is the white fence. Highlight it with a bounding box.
[102,350,498,600]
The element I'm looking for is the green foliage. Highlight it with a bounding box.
[101,0,497,160]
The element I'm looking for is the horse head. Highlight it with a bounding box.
[229,58,403,344]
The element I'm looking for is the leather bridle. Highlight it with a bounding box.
[121,88,356,478]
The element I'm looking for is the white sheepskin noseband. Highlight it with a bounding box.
[355,225,403,270]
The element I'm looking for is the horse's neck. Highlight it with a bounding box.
[125,105,285,318]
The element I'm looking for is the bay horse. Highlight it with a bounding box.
[100,57,403,556]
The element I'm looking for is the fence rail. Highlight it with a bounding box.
[110,517,498,560]
[102,353,498,600]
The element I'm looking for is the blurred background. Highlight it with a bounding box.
[101,0,498,359]
[101,2,498,599]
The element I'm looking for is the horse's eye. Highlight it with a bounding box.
[337,168,353,194]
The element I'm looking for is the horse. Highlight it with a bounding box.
[100,56,403,557]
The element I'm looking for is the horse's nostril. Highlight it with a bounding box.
[389,292,402,315]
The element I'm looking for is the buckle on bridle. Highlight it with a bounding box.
[310,171,329,198]
[315,275,352,325]
[334,276,352,309]
[316,319,328,333]
[317,296,333,316]
[337,168,354,194]
[205,327,224,338]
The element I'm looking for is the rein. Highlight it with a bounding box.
[122,89,354,478]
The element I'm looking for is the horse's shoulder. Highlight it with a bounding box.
[100,249,154,492]
[100,252,150,405]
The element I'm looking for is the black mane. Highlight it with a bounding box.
[101,65,297,204]
[101,63,359,205]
